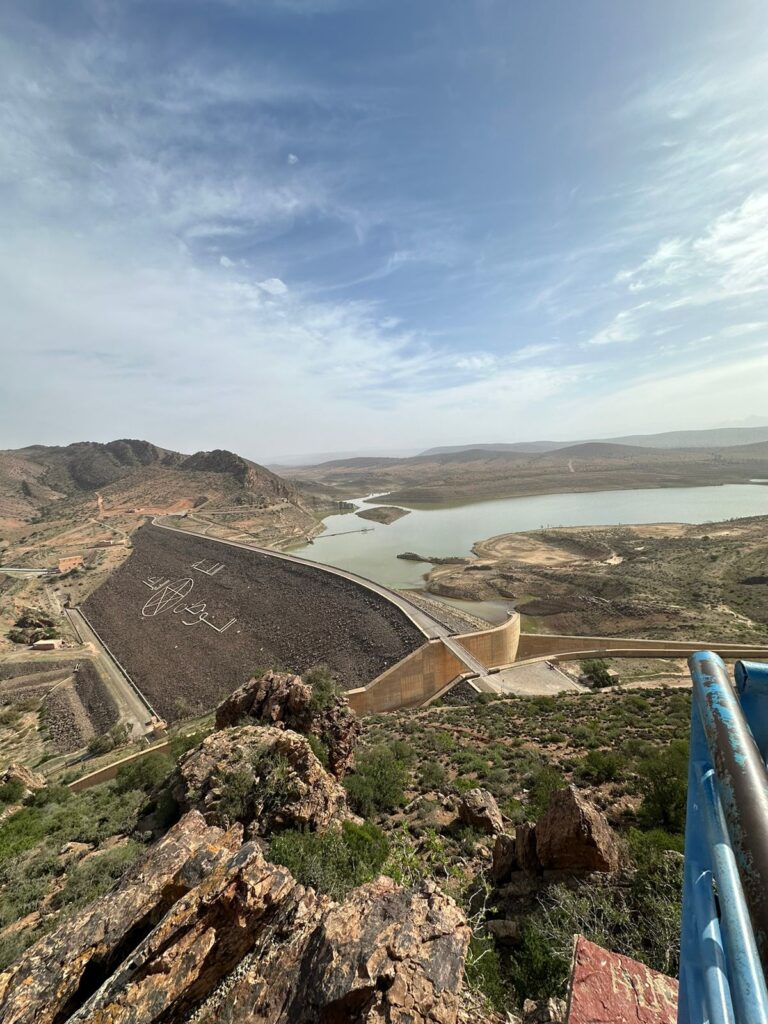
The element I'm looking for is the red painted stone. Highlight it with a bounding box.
[567,935,678,1024]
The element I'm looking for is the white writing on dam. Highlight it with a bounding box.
[141,566,236,634]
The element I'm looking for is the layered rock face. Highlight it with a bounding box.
[169,725,349,836]
[215,670,362,778]
[0,812,470,1024]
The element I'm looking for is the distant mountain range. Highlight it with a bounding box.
[288,431,768,506]
[420,425,768,457]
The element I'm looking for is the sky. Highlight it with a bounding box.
[1,0,768,462]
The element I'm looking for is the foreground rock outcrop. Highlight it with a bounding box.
[168,724,348,836]
[215,669,362,777]
[0,812,471,1024]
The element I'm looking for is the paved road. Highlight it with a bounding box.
[152,516,455,641]
[65,608,155,738]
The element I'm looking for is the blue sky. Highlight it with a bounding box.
[1,0,767,460]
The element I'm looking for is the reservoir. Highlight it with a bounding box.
[292,483,768,596]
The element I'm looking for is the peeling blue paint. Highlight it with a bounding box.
[679,653,768,1024]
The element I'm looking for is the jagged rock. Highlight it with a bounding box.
[535,785,621,873]
[0,812,242,1024]
[0,763,45,799]
[0,815,470,1024]
[170,725,348,836]
[515,821,541,874]
[491,833,517,883]
[458,788,504,834]
[522,997,567,1022]
[487,918,521,946]
[215,669,362,777]
[192,876,470,1024]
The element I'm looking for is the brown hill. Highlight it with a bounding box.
[289,438,768,505]
[0,440,306,523]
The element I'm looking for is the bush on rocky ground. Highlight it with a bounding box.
[343,744,408,817]
[268,820,389,901]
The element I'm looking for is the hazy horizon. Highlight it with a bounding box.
[2,1,767,456]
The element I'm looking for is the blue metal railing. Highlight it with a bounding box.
[679,653,768,1024]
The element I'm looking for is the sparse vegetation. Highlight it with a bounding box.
[343,744,408,817]
[269,821,389,901]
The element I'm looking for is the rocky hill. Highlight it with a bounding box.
[0,439,305,522]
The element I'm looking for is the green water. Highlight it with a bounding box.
[292,483,768,620]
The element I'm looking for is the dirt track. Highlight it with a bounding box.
[83,524,425,722]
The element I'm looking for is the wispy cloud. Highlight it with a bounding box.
[1,1,767,455]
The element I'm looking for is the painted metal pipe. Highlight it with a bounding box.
[697,766,768,1022]
[690,862,734,1024]
[736,661,768,762]
[689,651,768,974]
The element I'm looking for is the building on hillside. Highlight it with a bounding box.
[32,638,63,651]
[58,555,84,573]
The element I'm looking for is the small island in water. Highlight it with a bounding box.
[355,505,411,525]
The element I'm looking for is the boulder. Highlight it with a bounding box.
[535,786,621,873]
[215,670,362,777]
[170,725,348,836]
[515,822,541,875]
[491,833,517,884]
[0,763,45,799]
[0,816,470,1024]
[458,788,504,834]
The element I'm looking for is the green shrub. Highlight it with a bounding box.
[465,933,507,1011]
[87,733,114,757]
[580,659,614,689]
[527,766,565,818]
[269,821,388,901]
[419,762,446,790]
[51,841,143,910]
[307,734,330,768]
[508,915,571,1003]
[637,739,688,833]
[343,745,407,817]
[114,752,172,795]
[304,664,341,711]
[576,749,624,785]
[0,780,24,806]
[168,729,210,759]
[216,767,255,825]
[507,851,683,1003]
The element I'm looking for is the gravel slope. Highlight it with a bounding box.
[83,524,424,722]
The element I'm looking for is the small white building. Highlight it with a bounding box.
[32,638,63,651]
